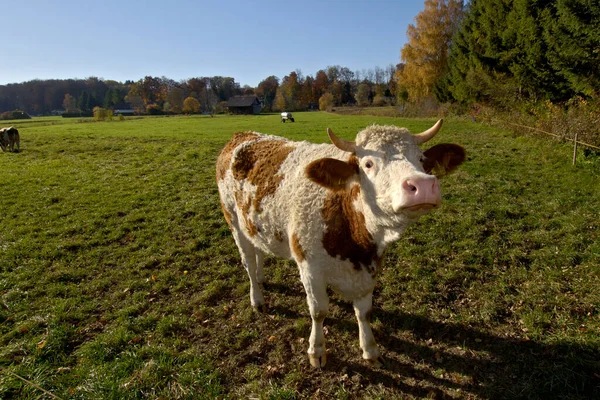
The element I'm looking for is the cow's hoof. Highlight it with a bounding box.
[253,303,268,313]
[366,355,386,368]
[309,353,327,368]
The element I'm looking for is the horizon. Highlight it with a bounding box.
[3,0,424,87]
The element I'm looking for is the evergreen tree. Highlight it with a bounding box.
[77,91,90,112]
[543,0,600,98]
[444,0,598,105]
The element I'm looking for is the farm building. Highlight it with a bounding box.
[227,96,262,115]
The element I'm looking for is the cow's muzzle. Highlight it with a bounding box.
[394,176,441,214]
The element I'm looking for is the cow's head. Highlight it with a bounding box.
[306,120,465,224]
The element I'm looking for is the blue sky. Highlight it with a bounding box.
[3,0,425,87]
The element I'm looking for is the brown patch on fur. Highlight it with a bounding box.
[423,144,466,177]
[321,184,378,271]
[216,131,261,181]
[305,156,359,191]
[218,133,293,238]
[347,154,359,169]
[291,233,306,262]
[232,140,294,212]
[234,190,258,236]
[274,231,284,242]
[220,200,233,229]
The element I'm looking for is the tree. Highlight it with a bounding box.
[77,91,90,112]
[62,93,78,113]
[203,88,219,115]
[273,88,288,111]
[442,0,585,105]
[140,76,163,106]
[300,75,316,106]
[319,92,334,111]
[277,71,301,110]
[125,83,145,112]
[242,85,255,95]
[185,78,208,99]
[396,0,464,102]
[103,88,122,108]
[208,76,239,101]
[256,76,279,111]
[543,0,600,99]
[167,87,184,114]
[355,83,371,107]
[312,70,329,101]
[183,97,201,113]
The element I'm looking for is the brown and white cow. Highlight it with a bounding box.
[0,126,20,152]
[216,120,465,367]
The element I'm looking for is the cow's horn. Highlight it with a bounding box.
[327,128,356,153]
[413,119,443,144]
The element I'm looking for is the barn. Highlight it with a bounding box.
[227,96,262,115]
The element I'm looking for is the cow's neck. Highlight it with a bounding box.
[358,193,410,252]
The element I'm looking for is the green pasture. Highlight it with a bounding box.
[1,113,599,399]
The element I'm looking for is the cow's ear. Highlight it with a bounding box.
[423,144,466,177]
[305,158,359,191]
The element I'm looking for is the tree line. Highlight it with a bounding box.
[0,65,400,116]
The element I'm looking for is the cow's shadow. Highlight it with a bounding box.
[327,305,600,399]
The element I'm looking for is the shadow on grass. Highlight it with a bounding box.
[334,309,600,399]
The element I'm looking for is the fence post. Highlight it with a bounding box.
[572,131,578,166]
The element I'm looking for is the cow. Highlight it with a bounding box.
[216,120,465,367]
[281,112,295,123]
[0,126,20,153]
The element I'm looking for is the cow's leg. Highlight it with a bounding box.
[15,136,19,152]
[299,268,329,368]
[255,249,265,284]
[0,143,6,152]
[353,292,384,367]
[229,227,266,311]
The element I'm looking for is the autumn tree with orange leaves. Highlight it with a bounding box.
[395,0,464,103]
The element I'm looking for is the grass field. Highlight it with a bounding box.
[1,112,599,399]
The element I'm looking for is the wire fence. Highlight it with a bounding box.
[479,117,600,165]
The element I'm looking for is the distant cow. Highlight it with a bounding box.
[216,120,465,367]
[281,112,294,123]
[0,126,20,152]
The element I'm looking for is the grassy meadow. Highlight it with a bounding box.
[0,112,599,399]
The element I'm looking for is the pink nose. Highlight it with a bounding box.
[401,176,441,211]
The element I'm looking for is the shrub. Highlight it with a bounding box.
[62,112,93,118]
[1,110,31,120]
[319,93,334,112]
[183,97,201,114]
[92,107,114,121]
[146,104,163,115]
[475,96,600,148]
[372,95,390,107]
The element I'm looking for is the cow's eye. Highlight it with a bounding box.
[364,160,373,169]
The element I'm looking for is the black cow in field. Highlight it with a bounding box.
[0,126,20,152]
